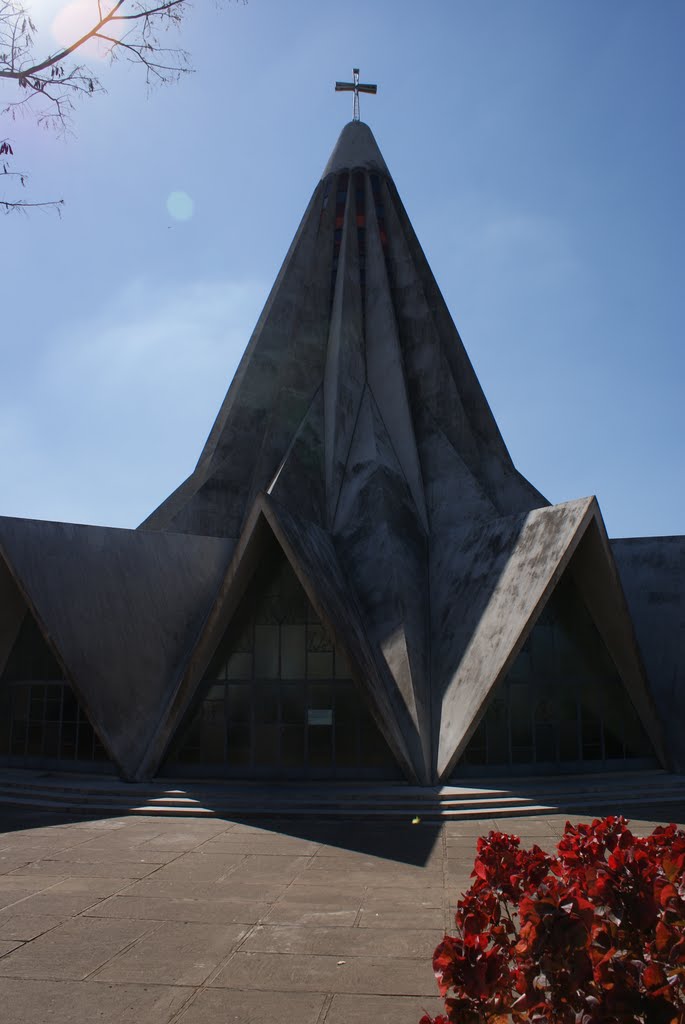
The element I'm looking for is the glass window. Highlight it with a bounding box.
[308,725,332,768]
[227,684,250,723]
[225,652,252,679]
[227,727,250,765]
[254,724,279,765]
[163,541,400,779]
[254,683,280,723]
[281,726,305,766]
[307,652,333,679]
[281,625,306,679]
[254,625,279,677]
[334,650,352,679]
[281,684,305,724]
[335,725,358,766]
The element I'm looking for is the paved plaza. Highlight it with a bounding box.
[0,803,684,1023]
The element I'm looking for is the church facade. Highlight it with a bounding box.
[1,121,682,785]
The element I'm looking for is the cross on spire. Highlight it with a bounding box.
[335,68,377,122]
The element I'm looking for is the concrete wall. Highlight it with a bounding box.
[612,536,685,772]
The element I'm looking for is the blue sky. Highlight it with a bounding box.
[1,0,683,538]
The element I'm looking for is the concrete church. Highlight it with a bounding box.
[1,115,683,787]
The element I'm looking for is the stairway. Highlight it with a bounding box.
[0,768,684,821]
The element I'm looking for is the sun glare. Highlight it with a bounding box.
[24,1,119,61]
[51,0,120,60]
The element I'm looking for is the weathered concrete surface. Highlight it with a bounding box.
[134,121,562,784]
[432,498,666,780]
[364,174,427,530]
[569,520,669,768]
[0,517,234,779]
[321,119,390,177]
[323,179,366,527]
[332,392,432,783]
[143,494,418,782]
[433,499,594,778]
[1,119,675,788]
[612,537,685,771]
[0,557,25,679]
[264,497,421,782]
[1,806,684,1023]
[141,121,548,542]
[142,179,333,540]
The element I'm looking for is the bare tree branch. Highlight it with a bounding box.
[1,1,242,211]
[2,135,62,212]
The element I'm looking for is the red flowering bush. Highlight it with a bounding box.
[421,816,685,1024]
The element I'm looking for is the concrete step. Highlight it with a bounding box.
[0,768,683,820]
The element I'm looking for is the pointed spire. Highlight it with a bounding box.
[322,121,389,179]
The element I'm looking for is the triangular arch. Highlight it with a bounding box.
[454,569,656,775]
[435,499,667,780]
[0,569,111,770]
[161,533,401,779]
[0,518,233,779]
[144,495,416,782]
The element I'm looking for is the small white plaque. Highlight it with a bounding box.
[308,708,333,726]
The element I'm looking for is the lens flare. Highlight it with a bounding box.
[167,191,194,222]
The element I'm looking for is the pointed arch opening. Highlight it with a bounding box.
[452,571,657,778]
[0,612,112,770]
[160,534,402,779]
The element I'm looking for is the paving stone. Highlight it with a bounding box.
[0,912,66,940]
[326,993,445,1023]
[175,988,326,1024]
[288,875,369,892]
[67,822,129,832]
[445,833,485,847]
[48,877,134,897]
[44,846,177,865]
[224,824,290,836]
[0,855,35,874]
[362,887,445,908]
[94,921,249,986]
[0,916,152,978]
[358,907,445,929]
[0,890,29,910]
[264,904,357,927]
[0,874,66,892]
[296,866,441,888]
[125,878,285,902]
[225,855,311,879]
[242,924,440,957]
[444,820,498,835]
[8,860,160,879]
[199,836,321,856]
[9,891,113,917]
[0,976,192,1023]
[211,951,437,995]
[84,895,269,924]
[146,853,245,882]
[0,939,23,957]
[0,814,464,1019]
[0,841,84,859]
[271,888,363,908]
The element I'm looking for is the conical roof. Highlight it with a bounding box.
[138,122,663,784]
[141,120,546,540]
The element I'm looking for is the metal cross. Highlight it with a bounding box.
[335,68,377,122]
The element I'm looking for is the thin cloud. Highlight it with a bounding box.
[0,276,267,528]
